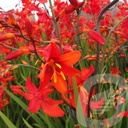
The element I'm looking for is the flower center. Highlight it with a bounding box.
[48,59,66,83]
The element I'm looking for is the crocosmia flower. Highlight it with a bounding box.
[11,77,64,117]
[38,42,81,94]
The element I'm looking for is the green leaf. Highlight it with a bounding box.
[72,77,86,128]
[0,111,17,128]
[22,117,33,128]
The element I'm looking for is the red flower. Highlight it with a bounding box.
[0,86,9,110]
[116,111,128,119]
[83,29,105,45]
[79,86,104,115]
[67,65,94,107]
[110,67,120,75]
[88,30,105,45]
[38,0,47,3]
[11,77,64,117]
[83,0,101,15]
[67,65,104,115]
[56,0,84,21]
[8,13,18,28]
[6,46,30,60]
[0,33,15,42]
[90,98,104,110]
[38,42,81,94]
[25,18,33,38]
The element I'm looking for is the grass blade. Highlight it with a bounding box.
[22,117,33,128]
[0,111,17,128]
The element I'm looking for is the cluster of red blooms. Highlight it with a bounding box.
[0,61,15,110]
[0,0,128,119]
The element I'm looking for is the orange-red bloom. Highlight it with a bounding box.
[83,29,105,45]
[110,67,120,76]
[88,30,105,45]
[56,0,84,21]
[8,13,19,28]
[116,111,128,119]
[38,42,81,94]
[0,86,9,110]
[25,18,33,38]
[6,46,30,60]
[0,33,15,42]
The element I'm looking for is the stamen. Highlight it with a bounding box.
[60,71,66,80]
[55,63,61,69]
[53,68,57,83]
[35,59,39,65]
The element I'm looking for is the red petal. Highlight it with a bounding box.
[103,119,110,128]
[0,87,4,96]
[61,64,80,77]
[11,85,33,100]
[90,98,104,110]
[38,63,53,83]
[25,18,33,37]
[28,97,41,113]
[110,67,120,75]
[77,2,84,9]
[43,42,61,61]
[69,0,78,6]
[6,49,23,60]
[79,86,89,116]
[8,13,18,27]
[38,0,47,3]
[114,31,127,39]
[41,85,54,96]
[81,65,94,82]
[10,86,23,95]
[53,74,67,94]
[121,85,128,91]
[88,30,105,45]
[22,0,30,4]
[115,96,125,104]
[22,93,34,100]
[20,46,30,54]
[116,111,128,118]
[57,51,81,66]
[65,5,75,14]
[41,98,64,117]
[26,77,38,93]
[0,33,15,42]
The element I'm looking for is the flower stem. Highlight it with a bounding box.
[75,11,81,50]
[30,38,45,63]
[94,0,119,74]
[49,0,63,53]
[101,15,128,71]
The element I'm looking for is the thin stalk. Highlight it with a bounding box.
[17,64,39,70]
[1,44,18,50]
[0,64,38,77]
[75,11,81,49]
[95,0,119,74]
[75,0,86,49]
[101,15,128,71]
[49,0,63,53]
[31,38,45,63]
[18,27,31,41]
[89,1,119,126]
[17,27,44,63]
